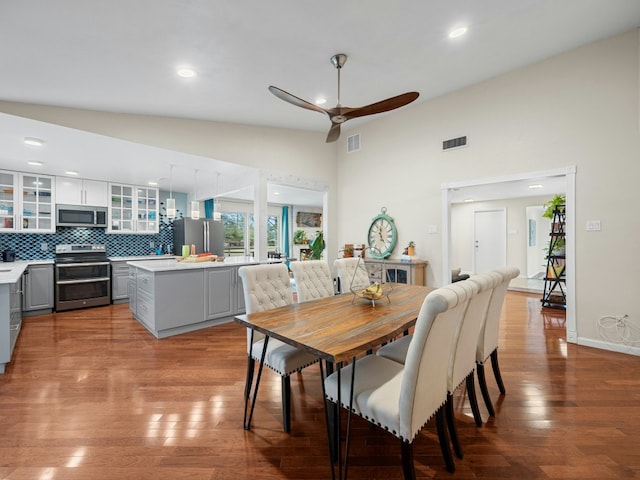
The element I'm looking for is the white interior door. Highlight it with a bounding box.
[474,209,507,274]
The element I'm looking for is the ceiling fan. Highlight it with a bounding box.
[268,54,419,143]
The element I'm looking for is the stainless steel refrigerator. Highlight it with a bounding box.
[172,218,225,256]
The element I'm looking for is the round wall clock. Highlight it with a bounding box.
[367,207,398,259]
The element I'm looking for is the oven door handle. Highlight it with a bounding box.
[56,262,111,268]
[56,277,111,285]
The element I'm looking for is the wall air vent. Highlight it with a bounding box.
[442,135,467,151]
[347,133,361,153]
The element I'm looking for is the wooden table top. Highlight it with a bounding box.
[235,283,433,363]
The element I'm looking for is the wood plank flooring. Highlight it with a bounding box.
[0,292,638,479]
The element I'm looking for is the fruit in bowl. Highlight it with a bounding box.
[362,282,383,299]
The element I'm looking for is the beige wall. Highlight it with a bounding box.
[2,29,639,352]
[336,29,640,352]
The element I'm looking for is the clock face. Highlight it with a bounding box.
[367,214,397,259]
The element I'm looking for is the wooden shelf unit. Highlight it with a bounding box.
[541,207,566,309]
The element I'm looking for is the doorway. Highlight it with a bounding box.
[442,166,576,344]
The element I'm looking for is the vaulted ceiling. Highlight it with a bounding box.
[1,0,639,202]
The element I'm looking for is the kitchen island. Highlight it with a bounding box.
[127,256,270,338]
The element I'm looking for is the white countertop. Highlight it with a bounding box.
[109,254,176,262]
[127,256,267,272]
[0,261,30,284]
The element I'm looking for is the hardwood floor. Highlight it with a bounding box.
[0,292,638,479]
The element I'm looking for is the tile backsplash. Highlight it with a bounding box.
[0,219,175,260]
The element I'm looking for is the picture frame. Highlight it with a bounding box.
[296,212,322,228]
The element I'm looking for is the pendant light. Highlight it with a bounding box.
[190,169,200,220]
[166,164,176,219]
[213,172,221,221]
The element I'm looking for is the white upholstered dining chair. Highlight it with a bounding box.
[472,266,519,417]
[324,283,472,478]
[237,263,318,432]
[289,260,335,303]
[376,273,498,459]
[333,257,370,293]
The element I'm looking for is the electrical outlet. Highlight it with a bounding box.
[149,241,155,249]
[40,242,48,251]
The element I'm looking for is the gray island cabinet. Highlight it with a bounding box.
[127,258,255,338]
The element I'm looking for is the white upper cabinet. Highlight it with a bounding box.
[56,177,108,207]
[0,170,55,233]
[108,183,158,234]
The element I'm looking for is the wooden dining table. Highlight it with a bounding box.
[234,282,434,480]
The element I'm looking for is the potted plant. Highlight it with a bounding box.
[406,241,415,256]
[342,244,354,258]
[293,229,308,244]
[307,231,325,259]
[542,194,566,219]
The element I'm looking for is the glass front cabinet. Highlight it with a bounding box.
[135,187,158,233]
[108,183,158,234]
[0,170,55,233]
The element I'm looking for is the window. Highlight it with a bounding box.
[221,212,245,256]
[221,209,279,256]
[267,214,278,249]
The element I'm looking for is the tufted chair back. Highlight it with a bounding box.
[238,263,294,351]
[447,274,497,393]
[475,266,519,364]
[290,260,335,303]
[334,257,370,293]
[399,283,471,440]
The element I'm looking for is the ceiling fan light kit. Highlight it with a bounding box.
[269,54,419,143]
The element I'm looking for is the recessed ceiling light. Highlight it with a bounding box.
[528,184,543,189]
[448,26,468,39]
[24,137,44,146]
[315,98,327,105]
[27,160,44,167]
[177,68,196,78]
[148,181,158,186]
[65,170,79,176]
[273,191,280,196]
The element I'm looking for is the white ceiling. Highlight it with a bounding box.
[1,0,638,204]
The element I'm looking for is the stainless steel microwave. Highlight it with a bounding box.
[56,204,108,228]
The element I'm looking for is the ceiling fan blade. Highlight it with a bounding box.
[326,123,341,143]
[268,86,328,115]
[344,91,419,120]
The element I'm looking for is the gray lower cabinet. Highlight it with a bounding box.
[205,267,234,320]
[1,277,23,373]
[22,264,54,315]
[111,261,130,303]
[235,268,245,314]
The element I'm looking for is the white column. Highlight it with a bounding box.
[253,177,268,261]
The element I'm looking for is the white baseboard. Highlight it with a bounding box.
[577,337,640,356]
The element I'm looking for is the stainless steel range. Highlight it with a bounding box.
[55,244,111,312]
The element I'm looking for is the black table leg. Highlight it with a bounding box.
[243,333,269,430]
